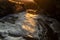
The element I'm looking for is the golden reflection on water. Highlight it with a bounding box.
[22,9,38,38]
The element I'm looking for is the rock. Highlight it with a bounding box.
[0,9,59,40]
[3,36,25,40]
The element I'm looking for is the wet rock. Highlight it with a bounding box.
[0,10,59,40]
[3,36,25,40]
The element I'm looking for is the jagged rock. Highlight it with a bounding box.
[0,10,59,40]
[0,0,59,40]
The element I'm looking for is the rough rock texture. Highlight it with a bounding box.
[0,0,59,40]
[0,12,41,40]
[0,11,60,40]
